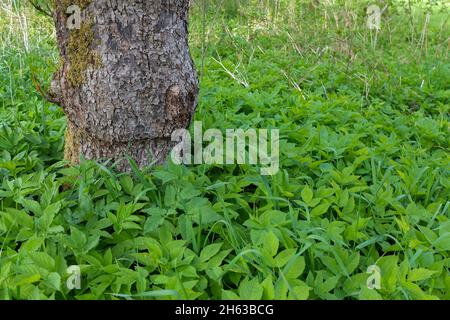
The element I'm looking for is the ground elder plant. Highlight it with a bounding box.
[0,0,449,300]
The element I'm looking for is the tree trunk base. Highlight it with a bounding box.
[64,122,174,171]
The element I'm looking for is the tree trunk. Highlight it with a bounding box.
[50,0,199,170]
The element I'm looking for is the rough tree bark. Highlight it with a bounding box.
[49,0,199,170]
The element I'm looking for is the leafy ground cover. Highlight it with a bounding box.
[0,0,449,300]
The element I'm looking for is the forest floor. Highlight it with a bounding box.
[0,1,449,300]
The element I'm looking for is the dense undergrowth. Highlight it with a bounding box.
[0,0,449,300]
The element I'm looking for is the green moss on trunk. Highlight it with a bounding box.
[66,18,102,87]
[64,123,82,164]
[53,0,93,10]
[54,0,101,87]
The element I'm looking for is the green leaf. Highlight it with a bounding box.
[263,231,279,257]
[28,252,55,271]
[122,221,142,230]
[200,243,223,262]
[13,274,41,286]
[153,171,177,184]
[20,198,42,215]
[69,227,87,248]
[274,249,297,268]
[378,255,399,293]
[120,175,134,194]
[283,256,305,279]
[288,281,310,300]
[180,187,201,200]
[45,272,61,291]
[434,233,450,251]
[311,203,330,217]
[301,186,313,205]
[261,276,275,299]
[6,208,34,229]
[222,290,240,300]
[238,277,263,299]
[403,282,440,300]
[359,287,383,300]
[39,201,61,230]
[408,268,437,282]
[144,209,165,234]
[20,237,44,252]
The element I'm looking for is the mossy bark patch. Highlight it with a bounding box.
[52,0,100,87]
[64,123,82,164]
[54,0,93,10]
[66,18,102,87]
